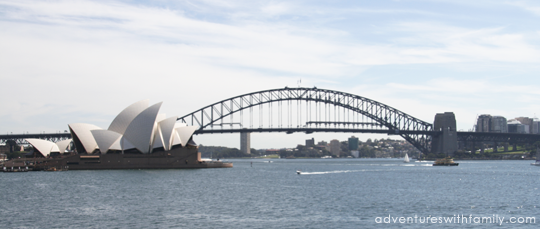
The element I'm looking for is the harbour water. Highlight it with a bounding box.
[1,159,538,228]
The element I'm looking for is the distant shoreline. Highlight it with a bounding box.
[218,157,535,161]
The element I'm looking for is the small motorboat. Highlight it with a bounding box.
[296,170,302,174]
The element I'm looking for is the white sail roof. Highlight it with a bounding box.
[175,126,198,147]
[174,123,187,128]
[25,138,60,157]
[172,130,181,146]
[159,116,178,151]
[152,126,164,149]
[109,138,122,151]
[55,139,72,153]
[171,122,188,146]
[60,100,199,154]
[69,123,102,154]
[91,130,122,154]
[120,137,136,150]
[123,102,162,154]
[108,99,149,135]
[155,113,167,123]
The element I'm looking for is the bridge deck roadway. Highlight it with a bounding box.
[0,133,71,144]
[2,131,540,144]
[194,128,437,135]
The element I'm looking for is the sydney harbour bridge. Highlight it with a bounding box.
[2,87,540,155]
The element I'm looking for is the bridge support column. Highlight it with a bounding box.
[504,143,508,152]
[240,131,251,155]
[493,142,498,153]
[431,112,458,157]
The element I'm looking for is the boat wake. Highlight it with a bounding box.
[298,170,361,175]
[402,163,433,167]
[297,164,434,175]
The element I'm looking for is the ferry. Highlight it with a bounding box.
[433,157,459,166]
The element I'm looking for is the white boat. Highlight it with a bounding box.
[403,153,410,163]
[296,170,302,174]
[531,161,540,166]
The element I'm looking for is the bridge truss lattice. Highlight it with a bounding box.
[178,87,434,154]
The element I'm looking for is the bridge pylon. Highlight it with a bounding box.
[240,130,251,154]
[431,112,458,156]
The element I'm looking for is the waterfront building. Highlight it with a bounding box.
[348,136,359,150]
[533,118,540,134]
[525,117,540,134]
[507,119,526,134]
[306,138,315,147]
[491,116,508,133]
[14,100,233,170]
[476,114,491,132]
[25,100,199,157]
[330,139,341,156]
[476,114,507,133]
[515,117,533,134]
[16,100,233,170]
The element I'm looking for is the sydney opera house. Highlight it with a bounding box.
[21,100,232,170]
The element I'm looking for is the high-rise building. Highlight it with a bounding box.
[490,116,508,133]
[330,139,341,156]
[533,118,540,134]
[306,138,315,147]
[516,117,534,134]
[348,136,359,150]
[476,114,491,132]
[476,114,507,133]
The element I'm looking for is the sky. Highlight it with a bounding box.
[1,0,540,149]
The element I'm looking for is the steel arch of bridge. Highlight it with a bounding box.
[178,87,434,154]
